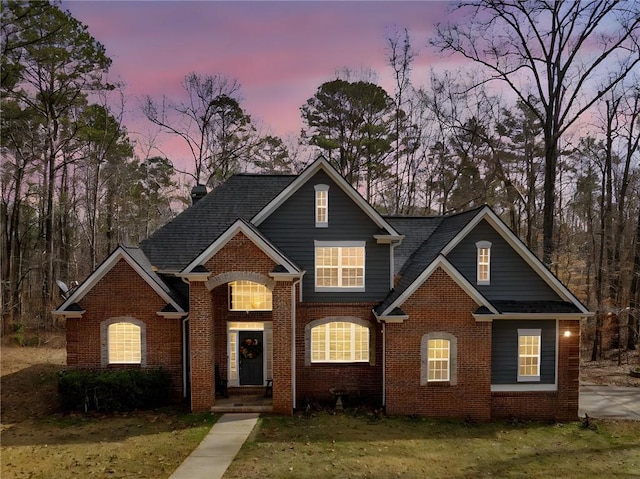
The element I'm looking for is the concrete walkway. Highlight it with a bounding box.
[579,385,640,420]
[169,413,259,479]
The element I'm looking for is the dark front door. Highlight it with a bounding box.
[239,331,264,385]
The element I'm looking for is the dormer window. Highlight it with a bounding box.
[315,184,329,227]
[476,241,491,285]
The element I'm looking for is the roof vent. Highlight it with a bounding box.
[191,184,207,204]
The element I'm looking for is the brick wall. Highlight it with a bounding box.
[384,268,492,421]
[295,302,382,408]
[189,280,213,412]
[491,320,580,422]
[65,258,183,400]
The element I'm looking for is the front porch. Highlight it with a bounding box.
[211,393,273,413]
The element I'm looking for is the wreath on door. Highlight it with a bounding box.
[240,338,262,359]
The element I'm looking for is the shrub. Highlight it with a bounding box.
[58,368,172,412]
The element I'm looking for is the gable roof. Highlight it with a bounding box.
[181,218,302,274]
[251,157,400,236]
[140,174,295,271]
[374,254,497,321]
[377,205,591,317]
[377,207,484,315]
[53,245,185,315]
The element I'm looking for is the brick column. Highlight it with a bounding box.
[189,281,214,412]
[272,282,293,415]
[557,319,581,421]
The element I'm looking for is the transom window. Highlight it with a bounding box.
[315,241,365,291]
[311,321,369,363]
[108,322,141,364]
[518,329,541,381]
[428,339,450,382]
[229,281,272,311]
[315,184,329,227]
[476,241,492,284]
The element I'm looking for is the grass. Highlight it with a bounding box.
[1,345,218,479]
[3,345,639,478]
[1,408,217,478]
[223,413,640,479]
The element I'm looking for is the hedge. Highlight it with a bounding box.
[58,368,172,412]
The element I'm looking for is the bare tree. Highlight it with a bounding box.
[142,73,259,187]
[433,0,640,265]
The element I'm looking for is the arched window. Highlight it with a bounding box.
[107,321,142,364]
[314,184,329,227]
[421,332,457,385]
[307,318,371,364]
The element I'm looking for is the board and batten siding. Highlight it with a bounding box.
[491,320,556,384]
[446,219,560,301]
[258,170,392,302]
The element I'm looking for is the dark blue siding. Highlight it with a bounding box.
[491,320,556,384]
[259,170,391,302]
[446,220,561,301]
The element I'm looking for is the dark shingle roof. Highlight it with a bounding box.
[376,206,485,316]
[140,174,295,271]
[385,216,442,274]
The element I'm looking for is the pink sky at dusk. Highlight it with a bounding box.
[61,1,458,170]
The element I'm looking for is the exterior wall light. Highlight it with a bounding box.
[563,330,572,338]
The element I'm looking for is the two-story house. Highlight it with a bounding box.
[54,158,592,421]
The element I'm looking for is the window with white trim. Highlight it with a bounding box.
[229,281,272,311]
[476,241,491,285]
[427,339,450,381]
[315,184,329,227]
[108,322,142,364]
[518,329,541,381]
[311,321,369,363]
[314,241,365,291]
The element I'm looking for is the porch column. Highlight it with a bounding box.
[189,280,214,412]
[272,282,293,415]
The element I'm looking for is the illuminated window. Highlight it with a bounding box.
[314,184,329,227]
[229,281,272,311]
[311,321,369,363]
[476,241,492,284]
[108,322,141,364]
[315,241,365,291]
[518,329,541,381]
[421,332,457,385]
[428,339,450,382]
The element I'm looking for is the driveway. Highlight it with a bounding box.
[579,385,640,420]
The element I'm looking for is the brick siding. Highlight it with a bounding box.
[65,258,183,400]
[384,268,493,421]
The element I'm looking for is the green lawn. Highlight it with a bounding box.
[224,413,640,478]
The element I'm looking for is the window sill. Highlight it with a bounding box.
[314,287,366,293]
[491,384,557,392]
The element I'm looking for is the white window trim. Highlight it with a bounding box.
[314,240,365,292]
[309,321,370,364]
[476,240,492,285]
[305,316,374,365]
[227,321,272,387]
[314,184,329,228]
[228,280,273,312]
[517,328,541,382]
[101,317,146,367]
[421,332,457,385]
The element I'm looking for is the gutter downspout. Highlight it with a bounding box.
[382,321,386,409]
[291,278,301,412]
[182,316,190,401]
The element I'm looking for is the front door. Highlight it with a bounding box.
[238,331,264,385]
